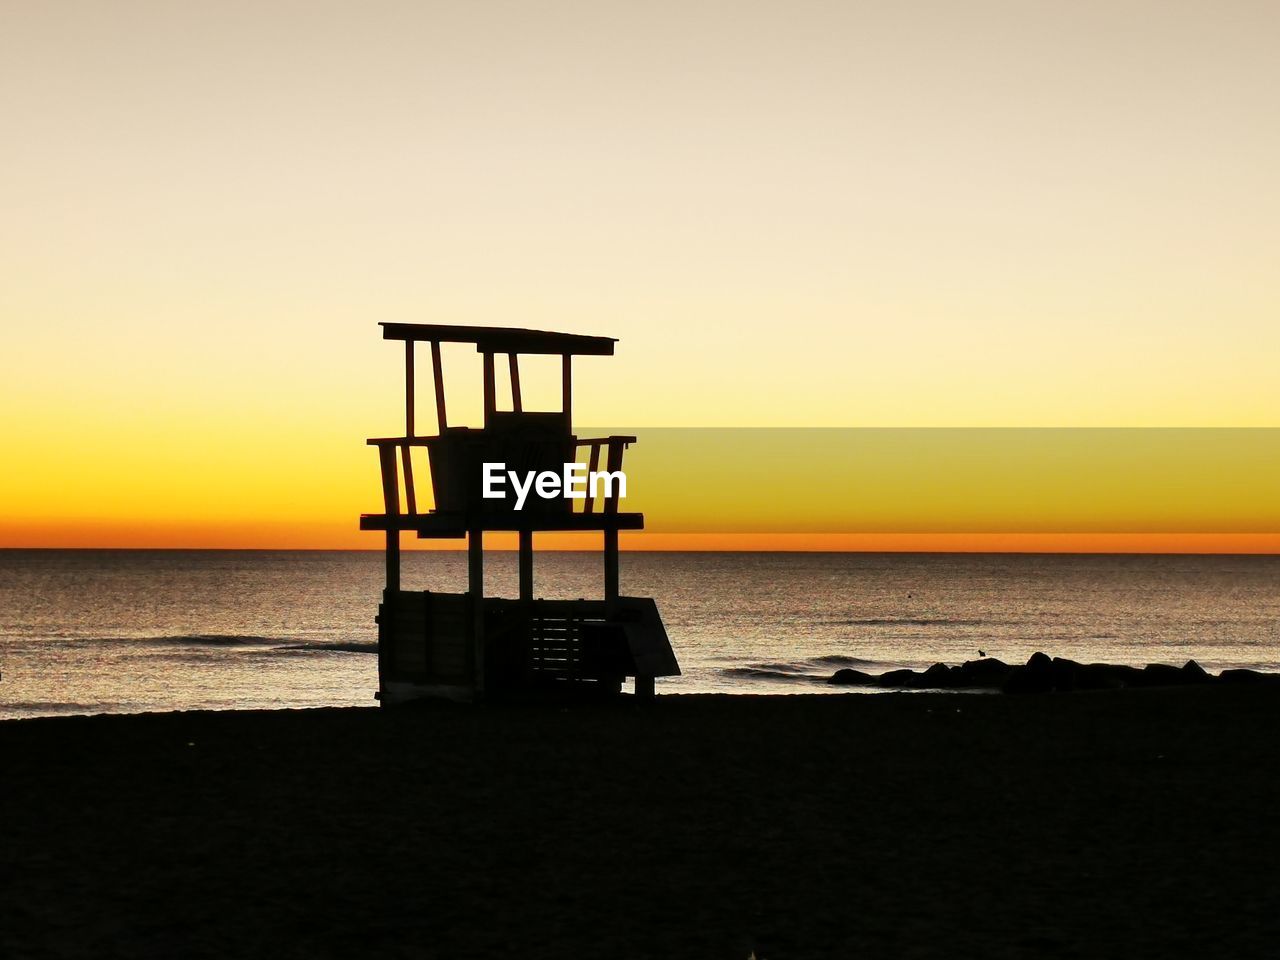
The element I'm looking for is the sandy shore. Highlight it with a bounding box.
[3,688,1279,959]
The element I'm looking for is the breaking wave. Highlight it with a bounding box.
[69,635,377,655]
[819,617,990,627]
[2,701,124,713]
[720,666,828,683]
[720,653,893,685]
[276,640,377,654]
[807,654,878,667]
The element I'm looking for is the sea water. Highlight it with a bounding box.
[1,549,1278,719]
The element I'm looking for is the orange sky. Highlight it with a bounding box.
[3,2,1279,551]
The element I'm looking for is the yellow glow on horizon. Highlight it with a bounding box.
[4,521,1279,556]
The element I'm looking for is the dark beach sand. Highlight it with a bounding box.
[3,688,1280,959]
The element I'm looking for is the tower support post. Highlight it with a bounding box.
[519,529,534,601]
[603,528,619,608]
[385,529,400,593]
[468,528,485,695]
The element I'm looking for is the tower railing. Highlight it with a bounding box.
[366,434,636,520]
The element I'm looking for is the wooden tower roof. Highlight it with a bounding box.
[380,323,616,356]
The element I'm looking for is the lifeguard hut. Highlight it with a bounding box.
[360,323,680,703]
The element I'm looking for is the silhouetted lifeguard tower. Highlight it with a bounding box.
[361,323,680,703]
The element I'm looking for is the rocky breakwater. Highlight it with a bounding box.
[829,652,1280,693]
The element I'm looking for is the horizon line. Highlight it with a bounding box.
[4,531,1280,556]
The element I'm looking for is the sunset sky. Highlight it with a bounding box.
[3,1,1279,549]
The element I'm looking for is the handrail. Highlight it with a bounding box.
[574,436,632,514]
[367,436,434,446]
[368,433,633,447]
[574,435,637,447]
[369,433,636,519]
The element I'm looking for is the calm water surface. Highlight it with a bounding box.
[1,550,1278,718]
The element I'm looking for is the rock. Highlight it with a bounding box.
[1182,660,1211,684]
[1076,663,1142,690]
[1219,668,1280,686]
[920,662,954,687]
[1050,657,1084,692]
[877,668,922,688]
[1004,652,1056,694]
[828,668,874,685]
[1026,651,1053,671]
[1139,663,1185,687]
[956,658,1012,687]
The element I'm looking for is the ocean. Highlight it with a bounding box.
[1,549,1278,719]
